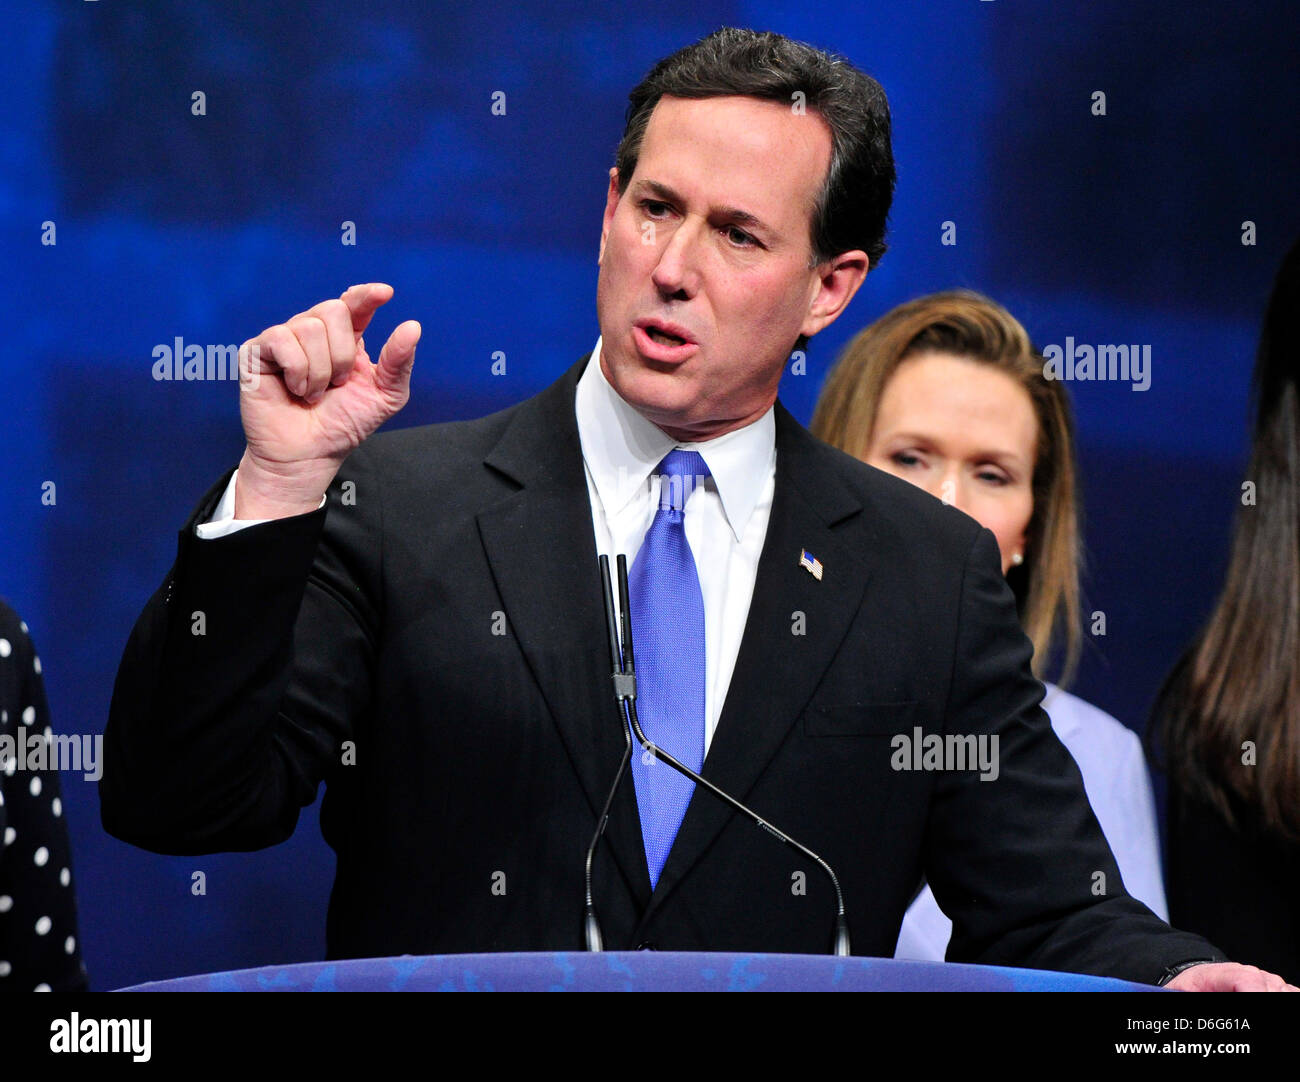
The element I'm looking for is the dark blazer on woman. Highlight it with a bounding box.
[1167,782,1299,983]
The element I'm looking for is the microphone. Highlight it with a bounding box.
[584,554,852,956]
[582,555,634,951]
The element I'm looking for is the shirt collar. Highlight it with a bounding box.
[575,336,775,542]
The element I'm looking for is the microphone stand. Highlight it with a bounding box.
[584,554,851,956]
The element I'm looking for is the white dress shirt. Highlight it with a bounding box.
[197,338,777,755]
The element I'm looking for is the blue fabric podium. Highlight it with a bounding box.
[116,952,1159,992]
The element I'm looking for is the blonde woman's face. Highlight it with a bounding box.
[864,351,1037,576]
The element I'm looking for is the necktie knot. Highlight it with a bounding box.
[653,450,711,513]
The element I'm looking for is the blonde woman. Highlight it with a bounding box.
[811,289,1167,961]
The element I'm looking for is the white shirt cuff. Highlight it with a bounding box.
[194,469,327,539]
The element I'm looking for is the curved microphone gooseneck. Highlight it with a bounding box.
[584,554,851,957]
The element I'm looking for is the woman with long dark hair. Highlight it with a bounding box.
[1151,237,1300,984]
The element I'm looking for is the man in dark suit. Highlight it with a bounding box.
[100,27,1289,989]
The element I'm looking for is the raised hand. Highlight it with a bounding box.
[234,283,420,518]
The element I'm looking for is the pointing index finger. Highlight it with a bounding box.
[340,282,395,336]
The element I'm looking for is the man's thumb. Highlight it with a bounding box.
[374,320,421,396]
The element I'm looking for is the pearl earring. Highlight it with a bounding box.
[1011,552,1024,566]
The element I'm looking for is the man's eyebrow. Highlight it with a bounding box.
[635,179,775,235]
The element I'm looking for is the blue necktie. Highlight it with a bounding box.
[628,449,710,889]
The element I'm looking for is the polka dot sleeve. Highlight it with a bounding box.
[0,600,89,992]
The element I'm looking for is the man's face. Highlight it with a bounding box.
[596,94,865,442]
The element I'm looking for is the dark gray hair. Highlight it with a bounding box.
[614,27,896,270]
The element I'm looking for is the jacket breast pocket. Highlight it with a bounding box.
[803,700,919,737]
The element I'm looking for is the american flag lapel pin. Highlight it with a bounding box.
[799,549,824,581]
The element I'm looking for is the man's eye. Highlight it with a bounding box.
[726,226,757,247]
[642,200,670,217]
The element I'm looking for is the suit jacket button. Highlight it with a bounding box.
[636,941,655,951]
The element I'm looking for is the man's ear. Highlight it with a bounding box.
[800,250,869,339]
[598,167,621,265]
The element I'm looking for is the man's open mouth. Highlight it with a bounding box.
[645,326,687,346]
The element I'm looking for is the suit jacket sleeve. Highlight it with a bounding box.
[100,448,381,855]
[922,527,1224,984]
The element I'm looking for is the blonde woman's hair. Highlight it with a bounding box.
[810,289,1082,686]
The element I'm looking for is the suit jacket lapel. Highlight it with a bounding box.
[474,355,652,910]
[638,402,875,921]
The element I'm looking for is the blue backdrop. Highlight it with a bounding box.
[2,1,1296,990]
